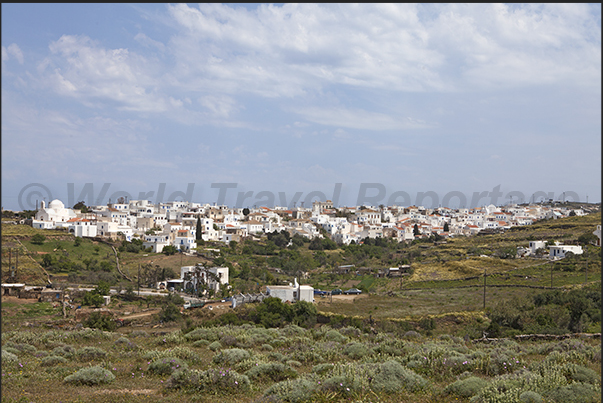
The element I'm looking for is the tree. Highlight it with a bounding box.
[74,237,82,247]
[162,245,178,256]
[73,201,89,213]
[196,217,203,241]
[413,224,420,236]
[243,208,250,216]
[31,234,46,245]
[443,222,450,232]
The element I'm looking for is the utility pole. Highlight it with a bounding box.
[584,246,588,284]
[138,263,141,296]
[483,268,487,310]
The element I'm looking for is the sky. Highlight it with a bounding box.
[2,3,601,211]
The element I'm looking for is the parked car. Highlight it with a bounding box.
[314,289,328,296]
[331,288,343,295]
[344,288,362,295]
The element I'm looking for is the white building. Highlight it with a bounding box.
[180,265,229,292]
[266,278,314,303]
[549,243,583,259]
[32,199,77,229]
[67,218,98,238]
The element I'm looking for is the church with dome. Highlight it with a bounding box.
[32,199,77,229]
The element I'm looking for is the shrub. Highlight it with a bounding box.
[312,363,334,375]
[3,347,20,355]
[324,329,346,343]
[2,350,18,363]
[52,345,76,358]
[40,355,68,367]
[5,342,37,355]
[76,346,108,361]
[445,376,488,398]
[148,357,188,375]
[544,383,599,403]
[115,336,130,345]
[261,344,274,351]
[343,342,369,359]
[219,335,238,347]
[167,368,250,394]
[264,377,318,403]
[208,341,222,351]
[83,311,116,331]
[245,362,298,382]
[193,340,211,348]
[519,391,544,403]
[371,360,429,393]
[130,330,149,338]
[64,366,115,385]
[286,360,302,368]
[213,348,251,365]
[142,346,198,362]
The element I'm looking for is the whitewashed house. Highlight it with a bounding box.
[266,279,314,303]
[549,243,583,259]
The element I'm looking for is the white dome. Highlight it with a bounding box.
[49,199,65,210]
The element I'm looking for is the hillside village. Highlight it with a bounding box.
[24,198,599,259]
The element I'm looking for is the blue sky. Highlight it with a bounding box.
[2,4,601,210]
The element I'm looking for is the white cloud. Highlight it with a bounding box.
[44,35,170,112]
[296,106,431,131]
[2,43,24,65]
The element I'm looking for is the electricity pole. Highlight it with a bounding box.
[584,246,588,284]
[483,268,486,310]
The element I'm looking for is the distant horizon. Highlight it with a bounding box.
[4,181,599,212]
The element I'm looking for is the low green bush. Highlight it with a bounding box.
[192,340,210,348]
[213,348,251,365]
[76,346,108,361]
[2,350,18,363]
[167,368,250,394]
[208,341,222,351]
[444,376,488,398]
[371,360,429,393]
[52,345,76,358]
[63,366,115,385]
[148,357,188,375]
[544,383,599,403]
[40,355,68,367]
[245,362,298,382]
[264,377,318,403]
[343,342,369,359]
[324,329,346,343]
[519,391,544,403]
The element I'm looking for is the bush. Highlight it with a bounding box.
[212,348,251,365]
[208,341,222,351]
[519,391,544,403]
[159,302,181,322]
[148,357,188,375]
[371,360,429,393]
[324,329,347,343]
[167,368,250,394]
[193,340,211,348]
[64,366,115,385]
[2,350,18,363]
[343,342,369,359]
[444,376,488,398]
[245,362,298,382]
[40,355,68,367]
[264,378,318,403]
[31,234,46,245]
[52,345,76,358]
[544,383,599,403]
[76,346,108,361]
